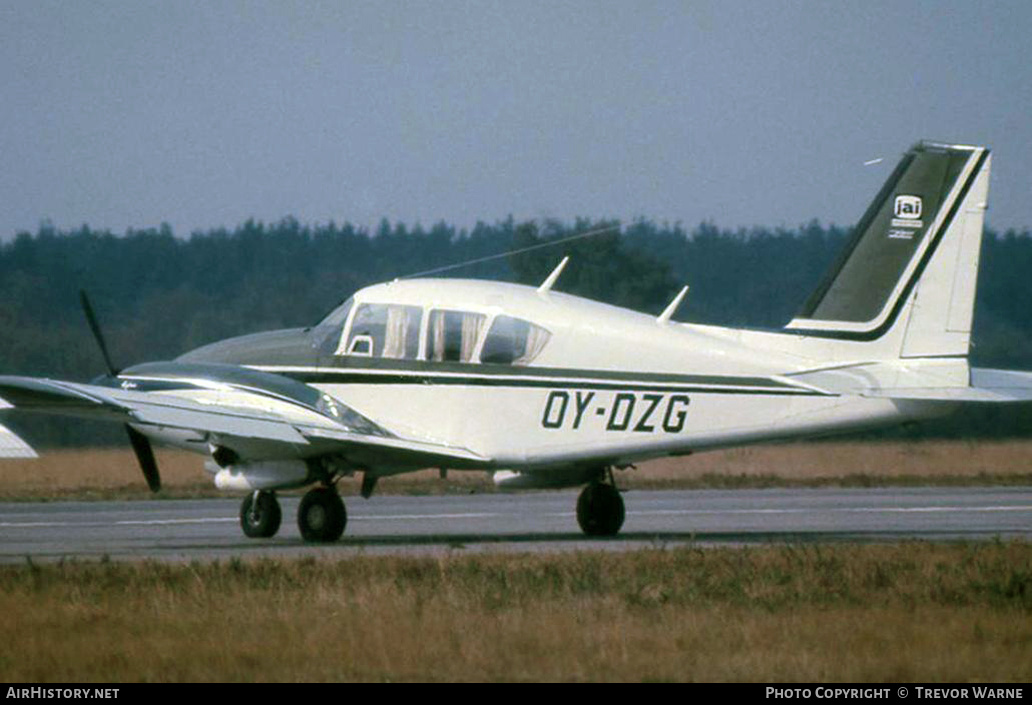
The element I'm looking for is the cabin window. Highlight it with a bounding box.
[425,310,486,363]
[383,305,422,359]
[480,315,551,365]
[345,304,422,359]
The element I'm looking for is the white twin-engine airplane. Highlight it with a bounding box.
[2,140,1031,542]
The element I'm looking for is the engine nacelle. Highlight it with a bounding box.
[206,459,312,491]
[492,467,601,490]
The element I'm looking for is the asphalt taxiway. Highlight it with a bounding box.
[1,486,1029,563]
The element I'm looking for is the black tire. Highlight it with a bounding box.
[240,491,282,538]
[576,482,625,536]
[297,487,347,542]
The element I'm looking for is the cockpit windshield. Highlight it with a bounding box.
[311,297,354,355]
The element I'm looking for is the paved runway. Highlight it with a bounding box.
[1,486,1030,563]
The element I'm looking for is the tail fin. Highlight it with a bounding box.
[786,141,991,359]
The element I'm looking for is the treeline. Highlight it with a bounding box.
[1,217,1031,446]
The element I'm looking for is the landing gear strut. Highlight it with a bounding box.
[576,470,625,536]
[297,485,347,542]
[240,490,282,538]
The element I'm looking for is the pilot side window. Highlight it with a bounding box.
[345,304,422,359]
[425,310,486,363]
[480,315,551,365]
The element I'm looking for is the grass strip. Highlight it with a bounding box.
[1,542,1029,682]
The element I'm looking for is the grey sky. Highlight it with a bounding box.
[2,0,1030,239]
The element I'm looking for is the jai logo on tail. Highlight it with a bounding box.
[894,195,922,219]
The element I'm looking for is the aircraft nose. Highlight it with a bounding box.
[177,328,316,366]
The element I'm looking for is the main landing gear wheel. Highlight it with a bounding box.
[576,481,625,537]
[240,491,282,538]
[297,486,347,542]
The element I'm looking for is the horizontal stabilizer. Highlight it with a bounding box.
[787,361,1032,403]
[969,368,1032,403]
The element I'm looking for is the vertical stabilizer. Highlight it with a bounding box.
[786,141,990,359]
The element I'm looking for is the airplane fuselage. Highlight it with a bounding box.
[161,278,949,476]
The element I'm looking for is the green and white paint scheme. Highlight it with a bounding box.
[2,141,1029,541]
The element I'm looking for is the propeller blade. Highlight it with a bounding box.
[79,290,119,376]
[125,425,161,492]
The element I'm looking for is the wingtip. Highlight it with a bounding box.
[0,422,38,459]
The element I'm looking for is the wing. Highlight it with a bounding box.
[0,371,489,471]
